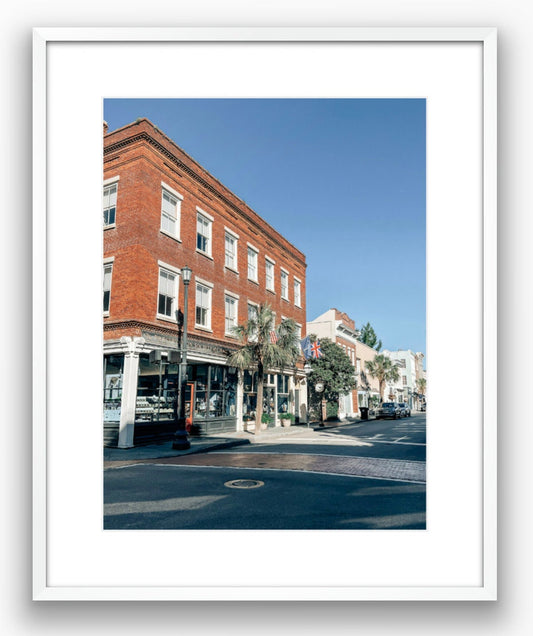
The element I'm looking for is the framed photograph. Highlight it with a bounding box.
[33,27,497,601]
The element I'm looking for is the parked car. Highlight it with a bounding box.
[398,402,411,417]
[379,402,402,419]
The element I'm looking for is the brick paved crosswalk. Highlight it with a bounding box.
[136,452,426,483]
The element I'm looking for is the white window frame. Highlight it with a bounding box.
[247,301,259,341]
[224,228,239,272]
[103,256,114,316]
[224,291,239,336]
[280,268,289,300]
[247,244,259,283]
[103,176,119,228]
[160,182,183,240]
[294,277,301,307]
[195,278,213,330]
[157,261,180,322]
[265,256,275,292]
[196,208,213,257]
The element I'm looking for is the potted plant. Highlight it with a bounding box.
[242,413,255,432]
[279,412,295,427]
[260,413,272,430]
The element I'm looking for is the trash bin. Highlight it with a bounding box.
[360,407,369,420]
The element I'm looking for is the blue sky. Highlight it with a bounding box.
[104,99,426,357]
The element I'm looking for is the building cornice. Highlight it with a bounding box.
[104,126,307,268]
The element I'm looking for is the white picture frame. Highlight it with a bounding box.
[33,27,497,601]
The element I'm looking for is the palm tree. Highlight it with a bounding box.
[227,304,300,434]
[365,354,400,402]
[416,377,427,395]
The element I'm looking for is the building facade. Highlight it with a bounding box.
[381,349,424,409]
[103,118,307,447]
[353,340,381,409]
[306,309,359,418]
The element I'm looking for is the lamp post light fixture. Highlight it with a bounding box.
[303,362,312,429]
[172,265,192,450]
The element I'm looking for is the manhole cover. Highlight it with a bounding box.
[224,479,264,489]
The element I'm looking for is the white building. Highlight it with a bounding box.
[382,349,425,409]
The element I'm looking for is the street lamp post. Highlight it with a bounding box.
[172,265,192,450]
[303,362,312,429]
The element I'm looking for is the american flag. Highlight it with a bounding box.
[269,330,278,344]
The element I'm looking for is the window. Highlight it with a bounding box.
[294,278,301,306]
[103,262,113,314]
[197,212,212,256]
[225,293,238,335]
[248,302,258,341]
[195,282,212,329]
[103,181,117,227]
[247,246,258,282]
[161,185,182,238]
[225,231,238,270]
[281,270,289,300]
[265,258,275,291]
[157,267,177,319]
[402,376,407,386]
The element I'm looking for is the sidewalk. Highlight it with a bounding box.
[103,419,356,467]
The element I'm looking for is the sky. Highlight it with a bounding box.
[104,98,426,357]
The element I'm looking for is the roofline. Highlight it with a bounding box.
[104,118,307,266]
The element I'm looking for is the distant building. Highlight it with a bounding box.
[306,309,359,418]
[103,118,307,447]
[354,340,381,409]
[381,349,425,409]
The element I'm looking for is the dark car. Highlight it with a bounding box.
[380,402,402,419]
[398,402,411,417]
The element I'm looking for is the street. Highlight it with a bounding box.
[104,413,426,530]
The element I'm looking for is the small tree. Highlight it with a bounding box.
[365,354,400,402]
[357,322,382,351]
[227,304,300,434]
[307,337,356,420]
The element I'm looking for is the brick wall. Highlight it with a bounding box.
[104,119,307,344]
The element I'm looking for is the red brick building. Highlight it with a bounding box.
[103,118,307,447]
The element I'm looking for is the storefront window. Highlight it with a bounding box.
[277,374,289,414]
[225,368,238,416]
[187,364,238,420]
[136,354,178,422]
[103,354,123,422]
[243,370,258,419]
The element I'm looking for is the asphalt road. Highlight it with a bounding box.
[104,413,426,530]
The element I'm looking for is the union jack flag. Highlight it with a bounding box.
[269,330,278,344]
[311,340,323,359]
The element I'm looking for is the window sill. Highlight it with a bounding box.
[195,325,213,333]
[248,278,259,285]
[103,224,116,231]
[157,314,178,324]
[225,266,239,275]
[281,296,290,303]
[196,249,213,260]
[103,311,110,318]
[160,229,182,242]
[266,288,276,295]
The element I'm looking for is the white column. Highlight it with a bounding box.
[118,337,145,448]
[236,369,244,432]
